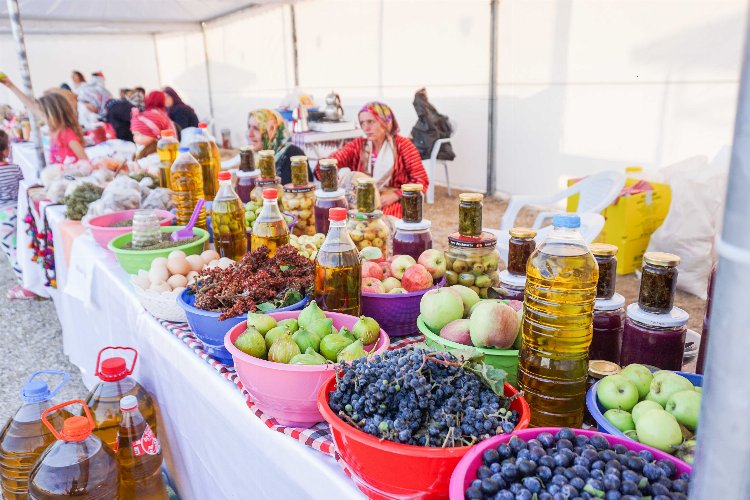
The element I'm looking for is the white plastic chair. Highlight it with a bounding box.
[424,138,452,204]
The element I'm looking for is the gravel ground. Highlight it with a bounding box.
[0,258,86,424]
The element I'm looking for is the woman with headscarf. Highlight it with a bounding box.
[144,91,177,135]
[163,86,199,133]
[103,88,145,142]
[76,80,112,130]
[319,102,428,218]
[130,108,174,160]
[247,109,311,185]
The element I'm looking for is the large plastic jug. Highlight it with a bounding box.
[0,371,70,500]
[518,213,598,428]
[28,400,119,499]
[84,347,158,451]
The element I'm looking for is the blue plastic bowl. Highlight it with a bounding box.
[586,370,703,439]
[177,289,309,365]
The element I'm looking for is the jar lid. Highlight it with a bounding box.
[401,183,423,192]
[318,158,337,167]
[590,243,618,257]
[626,303,689,327]
[258,150,274,158]
[236,169,259,178]
[588,360,621,379]
[459,192,483,202]
[290,155,308,162]
[643,252,680,267]
[509,227,537,239]
[448,231,497,249]
[357,178,376,185]
[315,188,346,199]
[348,209,383,220]
[595,293,625,311]
[240,146,253,152]
[499,270,526,288]
[283,183,315,193]
[394,219,431,231]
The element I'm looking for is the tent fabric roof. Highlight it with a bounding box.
[0,0,283,34]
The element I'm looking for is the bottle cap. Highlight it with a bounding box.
[62,416,93,441]
[643,252,680,267]
[263,188,278,199]
[509,227,537,239]
[95,346,138,382]
[178,146,189,153]
[218,171,231,181]
[590,243,618,257]
[120,395,138,412]
[552,213,580,229]
[198,122,207,129]
[594,293,625,311]
[160,129,174,137]
[329,207,347,221]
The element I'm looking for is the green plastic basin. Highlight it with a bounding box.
[108,226,209,274]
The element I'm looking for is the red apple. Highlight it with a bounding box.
[381,277,402,292]
[390,255,416,279]
[361,261,384,281]
[401,264,433,292]
[361,277,385,293]
[379,261,393,279]
[418,249,446,280]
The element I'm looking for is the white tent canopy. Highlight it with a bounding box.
[0,0,745,197]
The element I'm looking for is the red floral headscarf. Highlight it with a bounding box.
[359,101,399,136]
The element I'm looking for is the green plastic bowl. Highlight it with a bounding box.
[108,226,209,274]
[417,315,520,386]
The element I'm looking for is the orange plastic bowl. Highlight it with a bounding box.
[318,373,530,499]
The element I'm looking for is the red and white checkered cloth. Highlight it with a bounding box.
[158,319,423,464]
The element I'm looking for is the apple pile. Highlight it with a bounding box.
[596,364,701,462]
[420,285,523,350]
[360,249,447,294]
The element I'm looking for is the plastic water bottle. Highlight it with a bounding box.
[28,400,119,498]
[170,147,207,229]
[117,395,168,499]
[84,347,158,451]
[0,371,70,499]
[518,214,598,427]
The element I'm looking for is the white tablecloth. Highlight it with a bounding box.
[11,141,45,181]
[55,233,362,499]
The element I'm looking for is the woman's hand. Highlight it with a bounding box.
[380,189,400,207]
[0,74,13,87]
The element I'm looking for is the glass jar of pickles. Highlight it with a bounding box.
[319,159,339,192]
[507,227,536,276]
[283,184,316,236]
[251,177,284,208]
[458,193,484,237]
[400,183,424,223]
[290,155,310,186]
[356,178,379,213]
[591,293,625,364]
[591,243,618,300]
[347,210,389,258]
[620,304,689,370]
[445,233,500,298]
[638,252,680,313]
[393,220,432,261]
[497,270,524,301]
[257,149,276,179]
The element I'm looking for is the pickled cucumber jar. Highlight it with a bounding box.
[314,188,347,234]
[393,220,432,261]
[356,178,379,212]
[283,184,316,236]
[257,149,276,179]
[319,158,339,192]
[250,177,284,208]
[290,155,310,186]
[458,193,484,237]
[347,210,389,258]
[400,183,424,223]
[445,232,500,299]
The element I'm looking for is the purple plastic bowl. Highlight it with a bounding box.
[85,209,174,250]
[361,277,444,337]
[449,427,692,499]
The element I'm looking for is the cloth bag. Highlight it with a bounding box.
[410,88,455,161]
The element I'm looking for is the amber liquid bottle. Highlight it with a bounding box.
[251,188,290,256]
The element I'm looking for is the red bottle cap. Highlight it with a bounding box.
[198,122,207,128]
[95,346,138,382]
[218,171,231,181]
[329,207,347,221]
[263,188,278,199]
[42,400,95,442]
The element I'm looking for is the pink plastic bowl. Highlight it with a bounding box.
[86,209,174,250]
[448,427,693,500]
[224,310,390,427]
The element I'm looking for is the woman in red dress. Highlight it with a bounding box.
[319,102,428,218]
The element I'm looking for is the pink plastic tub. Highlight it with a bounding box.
[449,427,692,500]
[361,277,444,337]
[224,310,390,427]
[85,209,174,250]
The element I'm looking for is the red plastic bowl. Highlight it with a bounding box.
[449,427,693,499]
[318,374,530,499]
[225,310,390,427]
[85,209,174,250]
[361,277,444,337]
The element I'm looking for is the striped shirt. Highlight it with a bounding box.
[0,162,23,206]
[320,135,429,218]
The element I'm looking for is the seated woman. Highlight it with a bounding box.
[104,89,144,142]
[164,87,199,134]
[247,109,311,185]
[319,102,428,217]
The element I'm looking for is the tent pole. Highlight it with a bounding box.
[5,0,45,173]
[290,4,299,87]
[485,0,498,196]
[689,10,750,499]
[200,22,216,137]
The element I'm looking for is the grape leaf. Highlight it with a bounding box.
[469,362,508,396]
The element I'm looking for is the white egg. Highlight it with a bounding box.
[201,250,220,264]
[151,257,168,270]
[186,271,199,284]
[133,274,150,290]
[150,281,172,293]
[172,286,186,295]
[186,254,204,272]
[167,256,191,276]
[168,250,186,260]
[149,265,169,284]
[218,257,234,270]
[167,274,188,289]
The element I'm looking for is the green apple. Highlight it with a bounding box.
[632,400,663,425]
[604,409,635,432]
[619,364,653,399]
[635,408,683,453]
[648,372,694,407]
[597,374,640,411]
[694,386,703,394]
[665,390,702,431]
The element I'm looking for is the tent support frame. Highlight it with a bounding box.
[201,21,216,136]
[485,0,499,196]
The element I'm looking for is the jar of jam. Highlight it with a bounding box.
[497,270,524,301]
[445,232,500,298]
[620,303,689,370]
[585,360,621,426]
[347,210,389,258]
[318,158,339,192]
[356,178,378,213]
[283,183,316,236]
[257,149,276,179]
[393,220,432,260]
[314,188,347,234]
[507,227,536,276]
[251,177,284,208]
[638,252,680,314]
[458,193,483,237]
[591,243,618,300]
[290,155,310,186]
[591,293,625,364]
[400,183,424,223]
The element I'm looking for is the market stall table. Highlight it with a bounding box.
[291,129,364,162]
